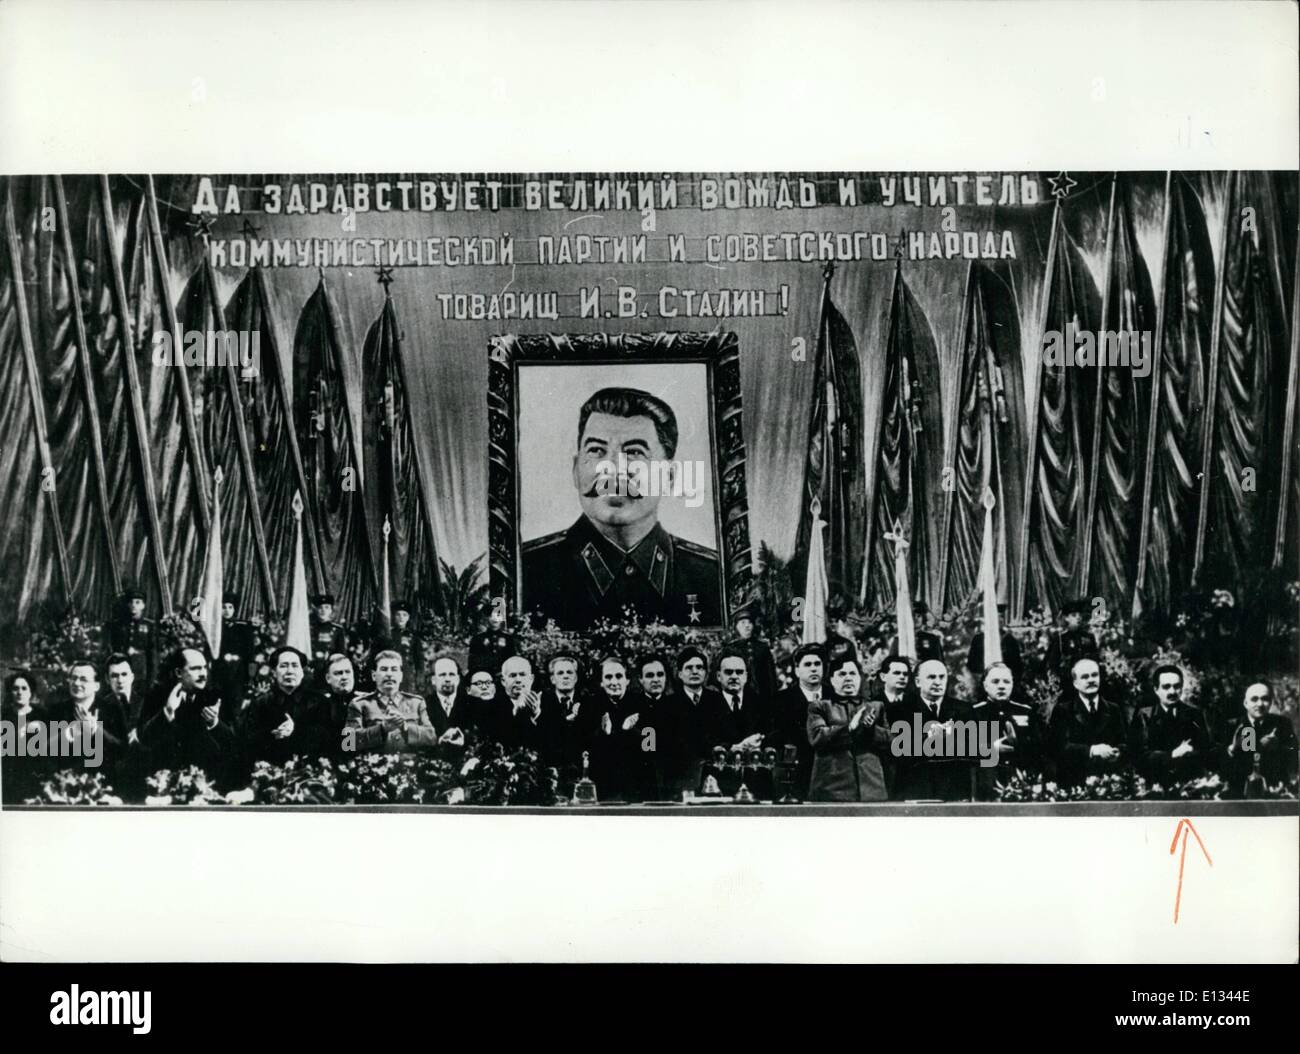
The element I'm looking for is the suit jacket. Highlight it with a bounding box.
[529,687,600,782]
[1129,701,1211,784]
[426,690,473,738]
[138,685,231,778]
[1046,694,1128,788]
[591,690,665,801]
[884,694,976,801]
[44,694,128,772]
[1221,712,1298,794]
[772,685,821,799]
[698,686,772,753]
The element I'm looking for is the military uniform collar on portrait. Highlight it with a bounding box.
[568,516,672,598]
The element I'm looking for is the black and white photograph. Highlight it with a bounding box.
[0,0,1296,988]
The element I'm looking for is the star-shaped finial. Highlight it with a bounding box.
[240,218,261,239]
[1048,172,1077,199]
[187,213,216,244]
[376,265,395,291]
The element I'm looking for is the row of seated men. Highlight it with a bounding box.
[2,640,1295,803]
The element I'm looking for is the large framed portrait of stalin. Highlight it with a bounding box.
[487,332,753,630]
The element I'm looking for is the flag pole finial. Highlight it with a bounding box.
[383,515,391,542]
[292,491,303,520]
[982,487,996,510]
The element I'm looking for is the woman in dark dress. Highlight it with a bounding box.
[806,646,890,802]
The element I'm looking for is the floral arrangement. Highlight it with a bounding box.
[24,769,123,806]
[512,608,724,671]
[248,756,338,804]
[144,766,227,805]
[24,609,103,673]
[459,742,560,806]
[995,769,1297,802]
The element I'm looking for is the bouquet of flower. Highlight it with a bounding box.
[24,769,123,806]
[334,753,428,804]
[459,742,559,806]
[144,766,227,805]
[25,609,103,672]
[249,756,338,804]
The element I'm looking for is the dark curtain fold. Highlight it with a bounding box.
[1087,179,1155,608]
[292,278,377,621]
[792,273,866,601]
[1023,215,1101,613]
[865,266,944,609]
[941,262,1027,614]
[361,293,441,611]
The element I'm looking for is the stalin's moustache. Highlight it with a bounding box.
[582,481,644,499]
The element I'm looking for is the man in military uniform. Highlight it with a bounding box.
[387,600,417,668]
[109,588,156,688]
[1045,599,1099,679]
[309,593,348,680]
[467,605,518,675]
[970,661,1042,798]
[520,387,722,629]
[213,590,256,707]
[343,650,437,755]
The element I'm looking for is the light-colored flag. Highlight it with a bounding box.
[285,491,312,654]
[887,521,916,659]
[196,467,225,658]
[801,498,829,644]
[379,516,393,638]
[980,488,1003,670]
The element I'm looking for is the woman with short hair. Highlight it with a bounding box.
[807,647,890,802]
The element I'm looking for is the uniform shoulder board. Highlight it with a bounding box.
[521,530,567,554]
[673,536,719,562]
[401,690,427,704]
[352,690,378,702]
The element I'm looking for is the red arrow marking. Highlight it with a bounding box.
[1169,818,1213,924]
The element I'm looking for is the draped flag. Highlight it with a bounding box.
[32,176,123,617]
[197,467,224,656]
[293,276,379,621]
[863,261,944,610]
[1133,173,1215,615]
[792,263,866,601]
[800,498,829,644]
[1082,175,1156,608]
[361,284,441,610]
[979,489,1003,669]
[1018,200,1102,616]
[0,177,70,619]
[939,260,1026,614]
[379,516,393,639]
[285,492,312,655]
[226,266,325,606]
[1195,171,1295,587]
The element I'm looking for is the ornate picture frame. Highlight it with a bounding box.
[487,331,753,627]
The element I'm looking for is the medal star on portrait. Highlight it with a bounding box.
[521,386,721,628]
